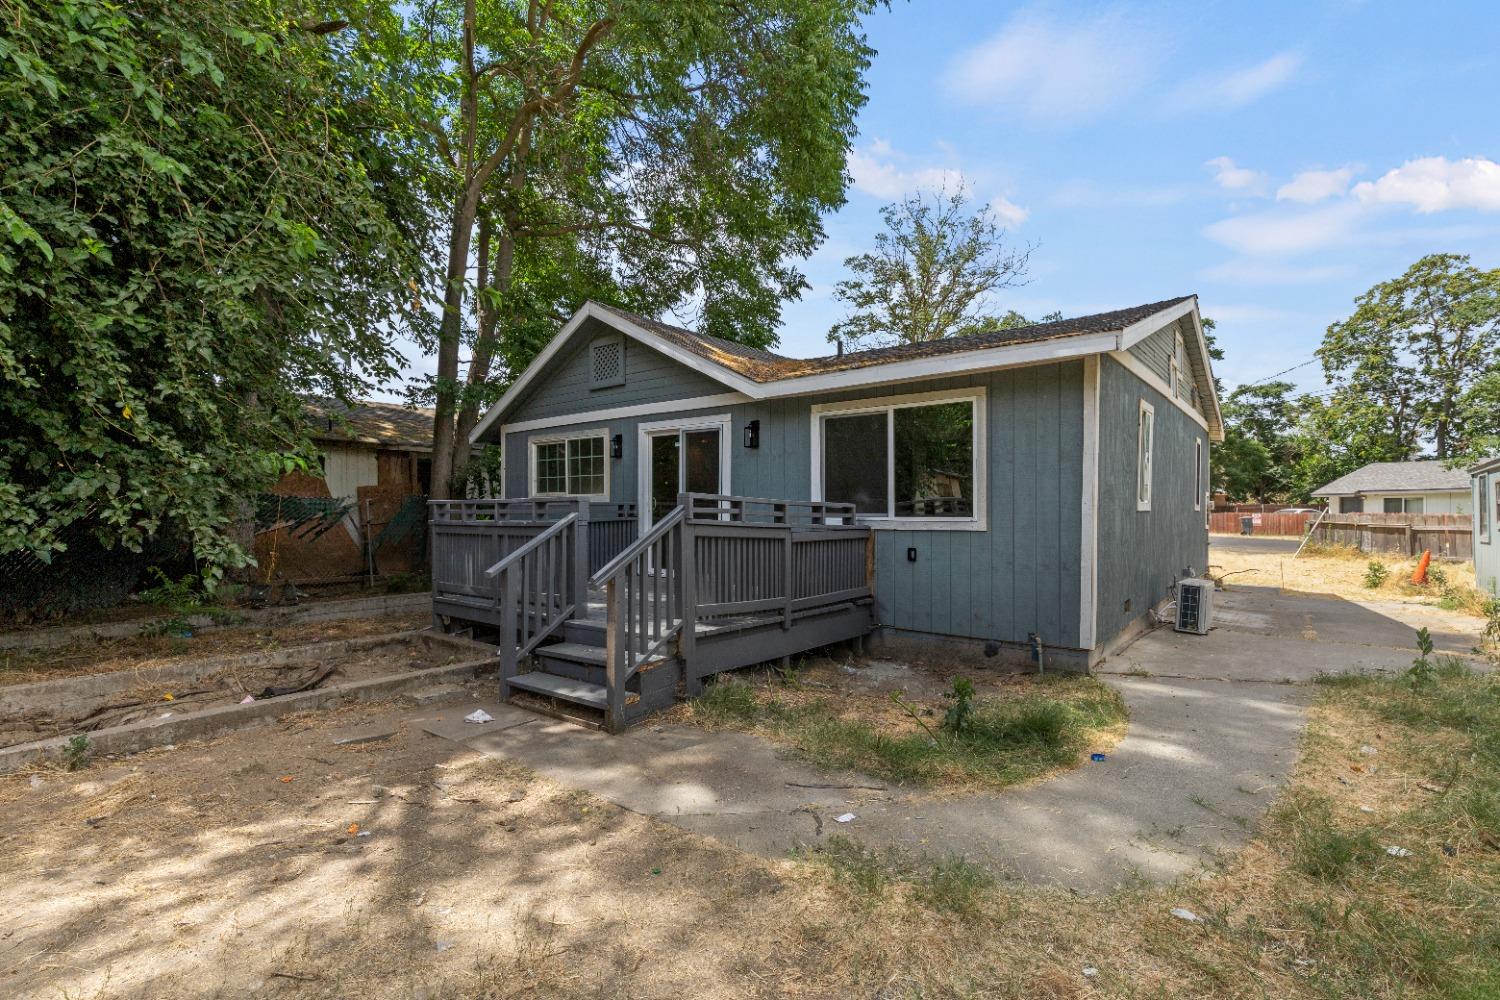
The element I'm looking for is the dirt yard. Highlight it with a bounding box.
[3,657,1496,999]
[1210,542,1493,618]
[0,612,430,688]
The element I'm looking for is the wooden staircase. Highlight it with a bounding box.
[432,493,876,732]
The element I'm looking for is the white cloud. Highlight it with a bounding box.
[1277,166,1359,203]
[1201,260,1356,286]
[846,143,963,200]
[1202,202,1363,255]
[1205,156,1268,194]
[1352,156,1500,213]
[942,10,1161,125]
[989,194,1029,228]
[1165,52,1303,113]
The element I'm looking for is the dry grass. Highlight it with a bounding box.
[1211,542,1494,616]
[2,661,1497,998]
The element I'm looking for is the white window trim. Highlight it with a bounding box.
[1194,438,1203,512]
[528,427,610,501]
[1136,399,1154,512]
[809,386,987,532]
[635,414,733,530]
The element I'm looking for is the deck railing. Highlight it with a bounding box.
[487,514,582,695]
[591,506,687,726]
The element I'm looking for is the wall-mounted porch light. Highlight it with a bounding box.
[743,419,760,449]
[610,433,623,459]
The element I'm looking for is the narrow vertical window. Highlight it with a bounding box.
[1478,474,1490,541]
[1136,400,1154,511]
[1194,438,1204,511]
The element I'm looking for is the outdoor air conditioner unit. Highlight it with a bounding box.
[1174,578,1214,635]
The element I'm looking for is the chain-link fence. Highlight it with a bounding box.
[250,491,429,598]
[0,493,431,626]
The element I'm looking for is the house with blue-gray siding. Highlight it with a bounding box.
[1472,456,1500,597]
[467,295,1223,670]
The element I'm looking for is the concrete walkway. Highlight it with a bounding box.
[417,582,1484,893]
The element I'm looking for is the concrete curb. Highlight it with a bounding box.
[1,632,497,773]
[0,592,433,653]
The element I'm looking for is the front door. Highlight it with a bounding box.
[644,423,725,525]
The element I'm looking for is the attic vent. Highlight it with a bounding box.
[589,336,625,389]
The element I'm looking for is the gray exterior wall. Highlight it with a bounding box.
[497,335,1086,648]
[1094,354,1210,643]
[502,316,729,426]
[1128,321,1176,383]
[1475,468,1499,596]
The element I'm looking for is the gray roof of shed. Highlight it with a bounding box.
[1312,460,1471,496]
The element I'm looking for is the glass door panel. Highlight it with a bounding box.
[683,429,721,496]
[649,433,680,525]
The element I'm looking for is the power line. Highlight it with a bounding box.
[1242,357,1319,387]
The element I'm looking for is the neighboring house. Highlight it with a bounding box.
[467,295,1222,669]
[1472,456,1500,597]
[256,399,435,586]
[1312,461,1473,515]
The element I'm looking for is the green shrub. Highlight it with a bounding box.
[1363,561,1390,588]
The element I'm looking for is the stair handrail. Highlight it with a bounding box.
[589,506,683,587]
[485,512,579,696]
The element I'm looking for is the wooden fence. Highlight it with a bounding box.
[1309,513,1473,561]
[1209,511,1315,537]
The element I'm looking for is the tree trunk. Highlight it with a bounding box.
[427,194,478,500]
[452,223,506,478]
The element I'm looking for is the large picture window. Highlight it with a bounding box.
[815,391,981,525]
[531,431,607,497]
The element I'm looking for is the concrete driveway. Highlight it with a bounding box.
[422,573,1487,894]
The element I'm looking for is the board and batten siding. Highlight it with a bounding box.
[502,316,731,426]
[1093,354,1210,644]
[493,331,1089,649]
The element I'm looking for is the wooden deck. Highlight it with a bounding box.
[430,494,875,731]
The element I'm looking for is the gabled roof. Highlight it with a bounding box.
[472,296,1222,443]
[591,297,1197,383]
[306,398,434,451]
[1312,460,1472,496]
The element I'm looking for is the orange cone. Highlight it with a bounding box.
[1411,549,1431,585]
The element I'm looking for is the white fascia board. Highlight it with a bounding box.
[498,392,750,437]
[760,331,1121,399]
[1108,350,1210,433]
[468,302,761,445]
[1116,298,1198,350]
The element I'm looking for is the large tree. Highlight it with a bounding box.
[0,0,431,574]
[368,0,880,497]
[1318,252,1500,461]
[1212,381,1301,501]
[828,186,1032,350]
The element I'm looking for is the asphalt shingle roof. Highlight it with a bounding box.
[305,398,434,450]
[592,296,1196,384]
[1313,460,1472,496]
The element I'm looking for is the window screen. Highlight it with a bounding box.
[894,402,973,517]
[824,412,888,515]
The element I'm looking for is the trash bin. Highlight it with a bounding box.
[1240,516,1254,535]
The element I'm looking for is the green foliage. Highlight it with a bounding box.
[1286,794,1382,881]
[0,0,432,576]
[62,734,91,771]
[811,835,995,915]
[1363,561,1390,589]
[941,676,976,736]
[828,187,1032,350]
[1317,252,1500,463]
[1407,626,1437,687]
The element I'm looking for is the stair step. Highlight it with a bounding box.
[535,641,607,666]
[509,670,637,709]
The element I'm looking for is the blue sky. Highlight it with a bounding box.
[752,0,1500,395]
[383,1,1500,402]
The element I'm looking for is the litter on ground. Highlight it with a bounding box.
[1170,907,1201,923]
[834,812,856,823]
[464,709,494,724]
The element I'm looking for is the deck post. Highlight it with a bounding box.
[572,499,590,617]
[605,577,625,732]
[677,493,700,693]
[498,566,518,699]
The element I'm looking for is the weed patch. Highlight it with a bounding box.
[690,670,1126,790]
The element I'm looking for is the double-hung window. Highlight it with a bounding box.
[813,389,984,527]
[1194,437,1205,518]
[530,430,607,498]
[1136,399,1154,511]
